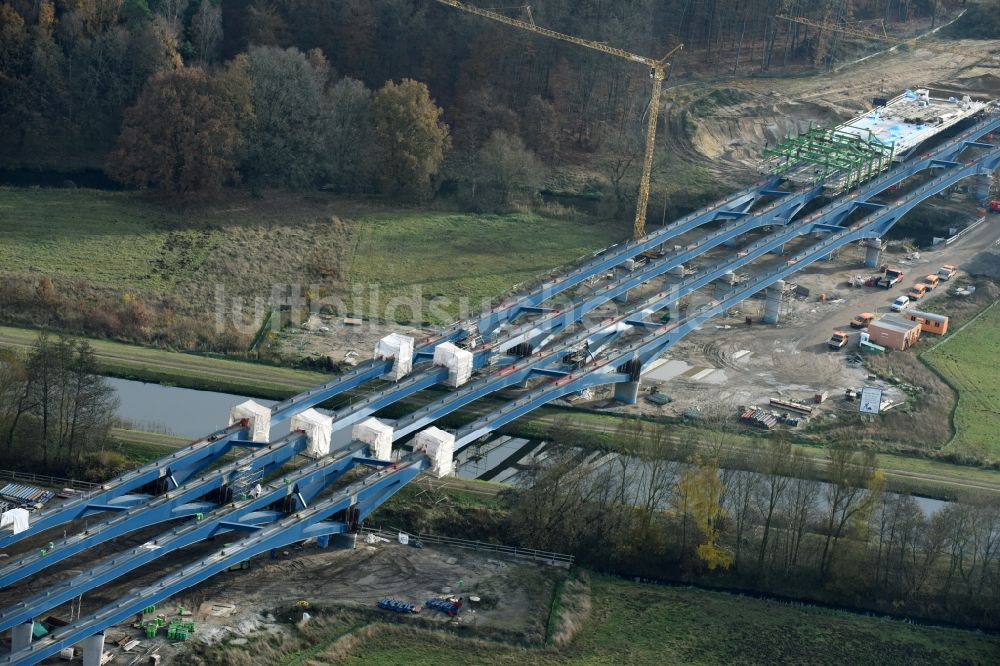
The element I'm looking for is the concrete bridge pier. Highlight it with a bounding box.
[82,632,106,666]
[12,620,33,652]
[614,380,640,405]
[713,271,737,300]
[864,238,884,268]
[762,280,785,325]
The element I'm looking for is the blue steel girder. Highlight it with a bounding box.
[0,446,368,636]
[0,424,246,551]
[530,368,571,378]
[5,458,428,666]
[474,175,786,335]
[867,155,1000,237]
[328,367,448,431]
[453,142,1000,448]
[390,366,543,441]
[0,432,306,588]
[453,371,631,449]
[270,361,393,420]
[0,433,310,590]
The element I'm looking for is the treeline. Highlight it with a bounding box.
[502,420,1000,628]
[0,0,951,202]
[0,333,123,480]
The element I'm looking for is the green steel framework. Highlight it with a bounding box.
[764,122,895,190]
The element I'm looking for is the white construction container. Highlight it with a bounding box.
[374,333,414,381]
[228,400,271,443]
[432,342,473,387]
[413,426,454,478]
[352,417,394,461]
[292,408,334,458]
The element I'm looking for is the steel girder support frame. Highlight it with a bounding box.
[329,367,448,432]
[765,126,894,189]
[270,360,395,421]
[0,447,370,636]
[390,364,551,442]
[6,461,427,666]
[0,424,247,551]
[453,372,630,450]
[0,433,311,590]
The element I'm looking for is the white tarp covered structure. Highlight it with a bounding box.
[352,418,393,461]
[228,400,271,443]
[0,507,30,535]
[292,408,334,458]
[432,342,473,387]
[375,333,414,381]
[413,426,454,478]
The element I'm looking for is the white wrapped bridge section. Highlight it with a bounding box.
[292,408,334,458]
[228,400,271,443]
[374,333,414,381]
[432,342,473,387]
[352,417,394,461]
[413,426,454,478]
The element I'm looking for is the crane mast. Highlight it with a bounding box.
[433,0,682,240]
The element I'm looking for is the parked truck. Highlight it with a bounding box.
[850,312,875,329]
[937,264,958,280]
[828,331,849,350]
[878,267,904,288]
[907,283,929,300]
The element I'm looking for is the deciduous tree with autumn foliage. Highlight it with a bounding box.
[107,66,239,194]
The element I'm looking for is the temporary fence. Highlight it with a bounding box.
[361,526,574,568]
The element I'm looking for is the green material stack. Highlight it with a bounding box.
[167,621,196,641]
[144,622,158,638]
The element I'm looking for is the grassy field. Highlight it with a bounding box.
[109,428,190,464]
[0,325,329,399]
[346,210,622,320]
[0,188,623,324]
[0,188,222,289]
[923,301,1000,460]
[330,575,1000,665]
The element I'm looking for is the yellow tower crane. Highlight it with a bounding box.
[433,0,682,240]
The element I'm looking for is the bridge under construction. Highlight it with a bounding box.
[2,97,999,665]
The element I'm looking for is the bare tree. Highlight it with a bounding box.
[475,129,545,208]
[0,350,33,460]
[191,0,223,65]
[755,435,794,573]
[818,443,877,579]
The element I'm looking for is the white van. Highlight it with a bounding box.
[891,295,910,312]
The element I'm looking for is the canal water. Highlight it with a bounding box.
[108,378,948,515]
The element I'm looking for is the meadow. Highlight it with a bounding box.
[924,301,1000,460]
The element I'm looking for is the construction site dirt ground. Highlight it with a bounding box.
[85,541,559,665]
[573,214,1000,422]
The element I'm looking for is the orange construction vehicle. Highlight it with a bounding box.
[850,312,875,329]
[907,283,928,300]
[828,331,849,350]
